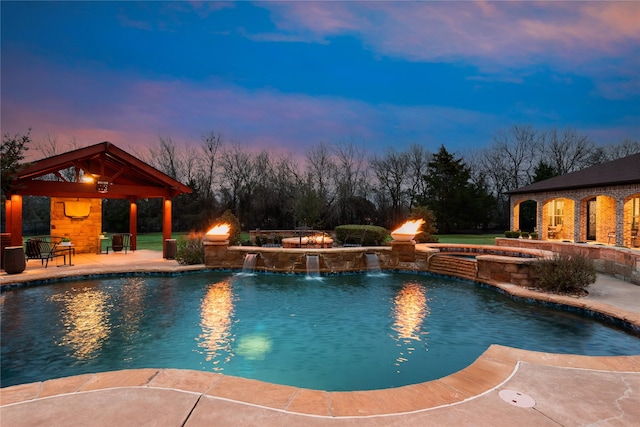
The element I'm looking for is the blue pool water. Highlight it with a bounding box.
[1,272,639,390]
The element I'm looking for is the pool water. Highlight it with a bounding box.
[1,272,639,390]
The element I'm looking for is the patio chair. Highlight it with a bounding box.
[548,225,562,239]
[106,233,133,254]
[25,236,66,267]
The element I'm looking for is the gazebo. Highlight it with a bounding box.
[4,141,192,257]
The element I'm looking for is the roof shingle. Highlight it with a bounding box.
[509,153,640,195]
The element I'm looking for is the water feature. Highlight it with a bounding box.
[365,253,382,274]
[306,254,320,278]
[1,272,638,391]
[242,253,258,274]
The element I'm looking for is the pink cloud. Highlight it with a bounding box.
[3,56,498,161]
[259,1,639,97]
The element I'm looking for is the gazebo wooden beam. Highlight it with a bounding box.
[10,181,182,198]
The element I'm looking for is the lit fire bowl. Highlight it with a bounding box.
[204,233,230,242]
[205,223,231,243]
[391,232,416,242]
[391,219,424,242]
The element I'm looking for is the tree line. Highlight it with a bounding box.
[2,126,638,235]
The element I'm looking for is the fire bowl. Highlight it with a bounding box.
[204,233,230,242]
[391,232,416,242]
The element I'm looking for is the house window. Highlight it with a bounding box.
[633,197,640,230]
[548,199,564,226]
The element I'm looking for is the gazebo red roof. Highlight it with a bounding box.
[10,141,192,199]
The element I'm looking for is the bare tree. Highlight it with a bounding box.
[219,144,261,225]
[405,144,431,211]
[305,142,336,203]
[544,127,595,175]
[370,147,410,225]
[151,136,181,180]
[199,131,224,200]
[331,140,371,225]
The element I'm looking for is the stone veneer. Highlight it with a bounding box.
[50,197,103,254]
[497,237,640,285]
[204,241,549,288]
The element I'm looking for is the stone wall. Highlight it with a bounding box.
[50,197,103,254]
[203,242,544,288]
[496,238,640,285]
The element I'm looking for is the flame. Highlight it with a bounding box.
[207,223,231,236]
[392,219,425,235]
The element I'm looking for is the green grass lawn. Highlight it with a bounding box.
[135,232,189,251]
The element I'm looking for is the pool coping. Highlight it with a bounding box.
[2,345,639,417]
[1,251,639,421]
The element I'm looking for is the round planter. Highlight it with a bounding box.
[3,246,26,274]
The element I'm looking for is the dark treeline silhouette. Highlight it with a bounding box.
[3,126,639,235]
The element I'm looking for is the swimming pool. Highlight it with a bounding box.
[2,271,639,390]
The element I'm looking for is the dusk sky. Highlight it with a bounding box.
[2,1,639,159]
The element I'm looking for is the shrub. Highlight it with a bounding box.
[176,231,204,265]
[408,206,437,243]
[530,232,539,240]
[520,231,529,238]
[216,209,241,245]
[532,253,596,295]
[335,225,389,245]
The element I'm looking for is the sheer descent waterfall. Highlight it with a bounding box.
[242,253,258,273]
[306,254,320,278]
[365,253,382,274]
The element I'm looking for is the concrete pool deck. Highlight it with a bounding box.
[1,250,639,426]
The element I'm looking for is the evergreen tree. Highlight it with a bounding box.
[419,145,494,233]
[1,130,31,197]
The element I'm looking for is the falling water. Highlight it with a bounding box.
[242,253,258,274]
[306,254,320,279]
[365,253,383,275]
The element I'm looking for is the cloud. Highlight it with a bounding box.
[2,51,499,158]
[258,1,640,97]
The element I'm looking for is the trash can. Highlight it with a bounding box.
[165,239,177,260]
[4,246,26,274]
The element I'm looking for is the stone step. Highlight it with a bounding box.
[428,255,477,280]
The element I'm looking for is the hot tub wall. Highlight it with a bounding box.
[204,242,542,287]
[205,243,398,273]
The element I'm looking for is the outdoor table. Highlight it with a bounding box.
[57,244,75,267]
[97,235,109,254]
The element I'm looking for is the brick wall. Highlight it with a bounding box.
[511,183,640,245]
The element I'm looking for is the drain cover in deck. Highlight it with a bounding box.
[499,389,535,408]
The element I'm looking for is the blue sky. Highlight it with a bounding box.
[2,1,639,158]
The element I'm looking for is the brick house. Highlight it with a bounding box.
[509,153,640,247]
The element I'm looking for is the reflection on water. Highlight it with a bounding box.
[50,288,112,360]
[391,282,429,368]
[197,280,235,369]
[119,278,146,349]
